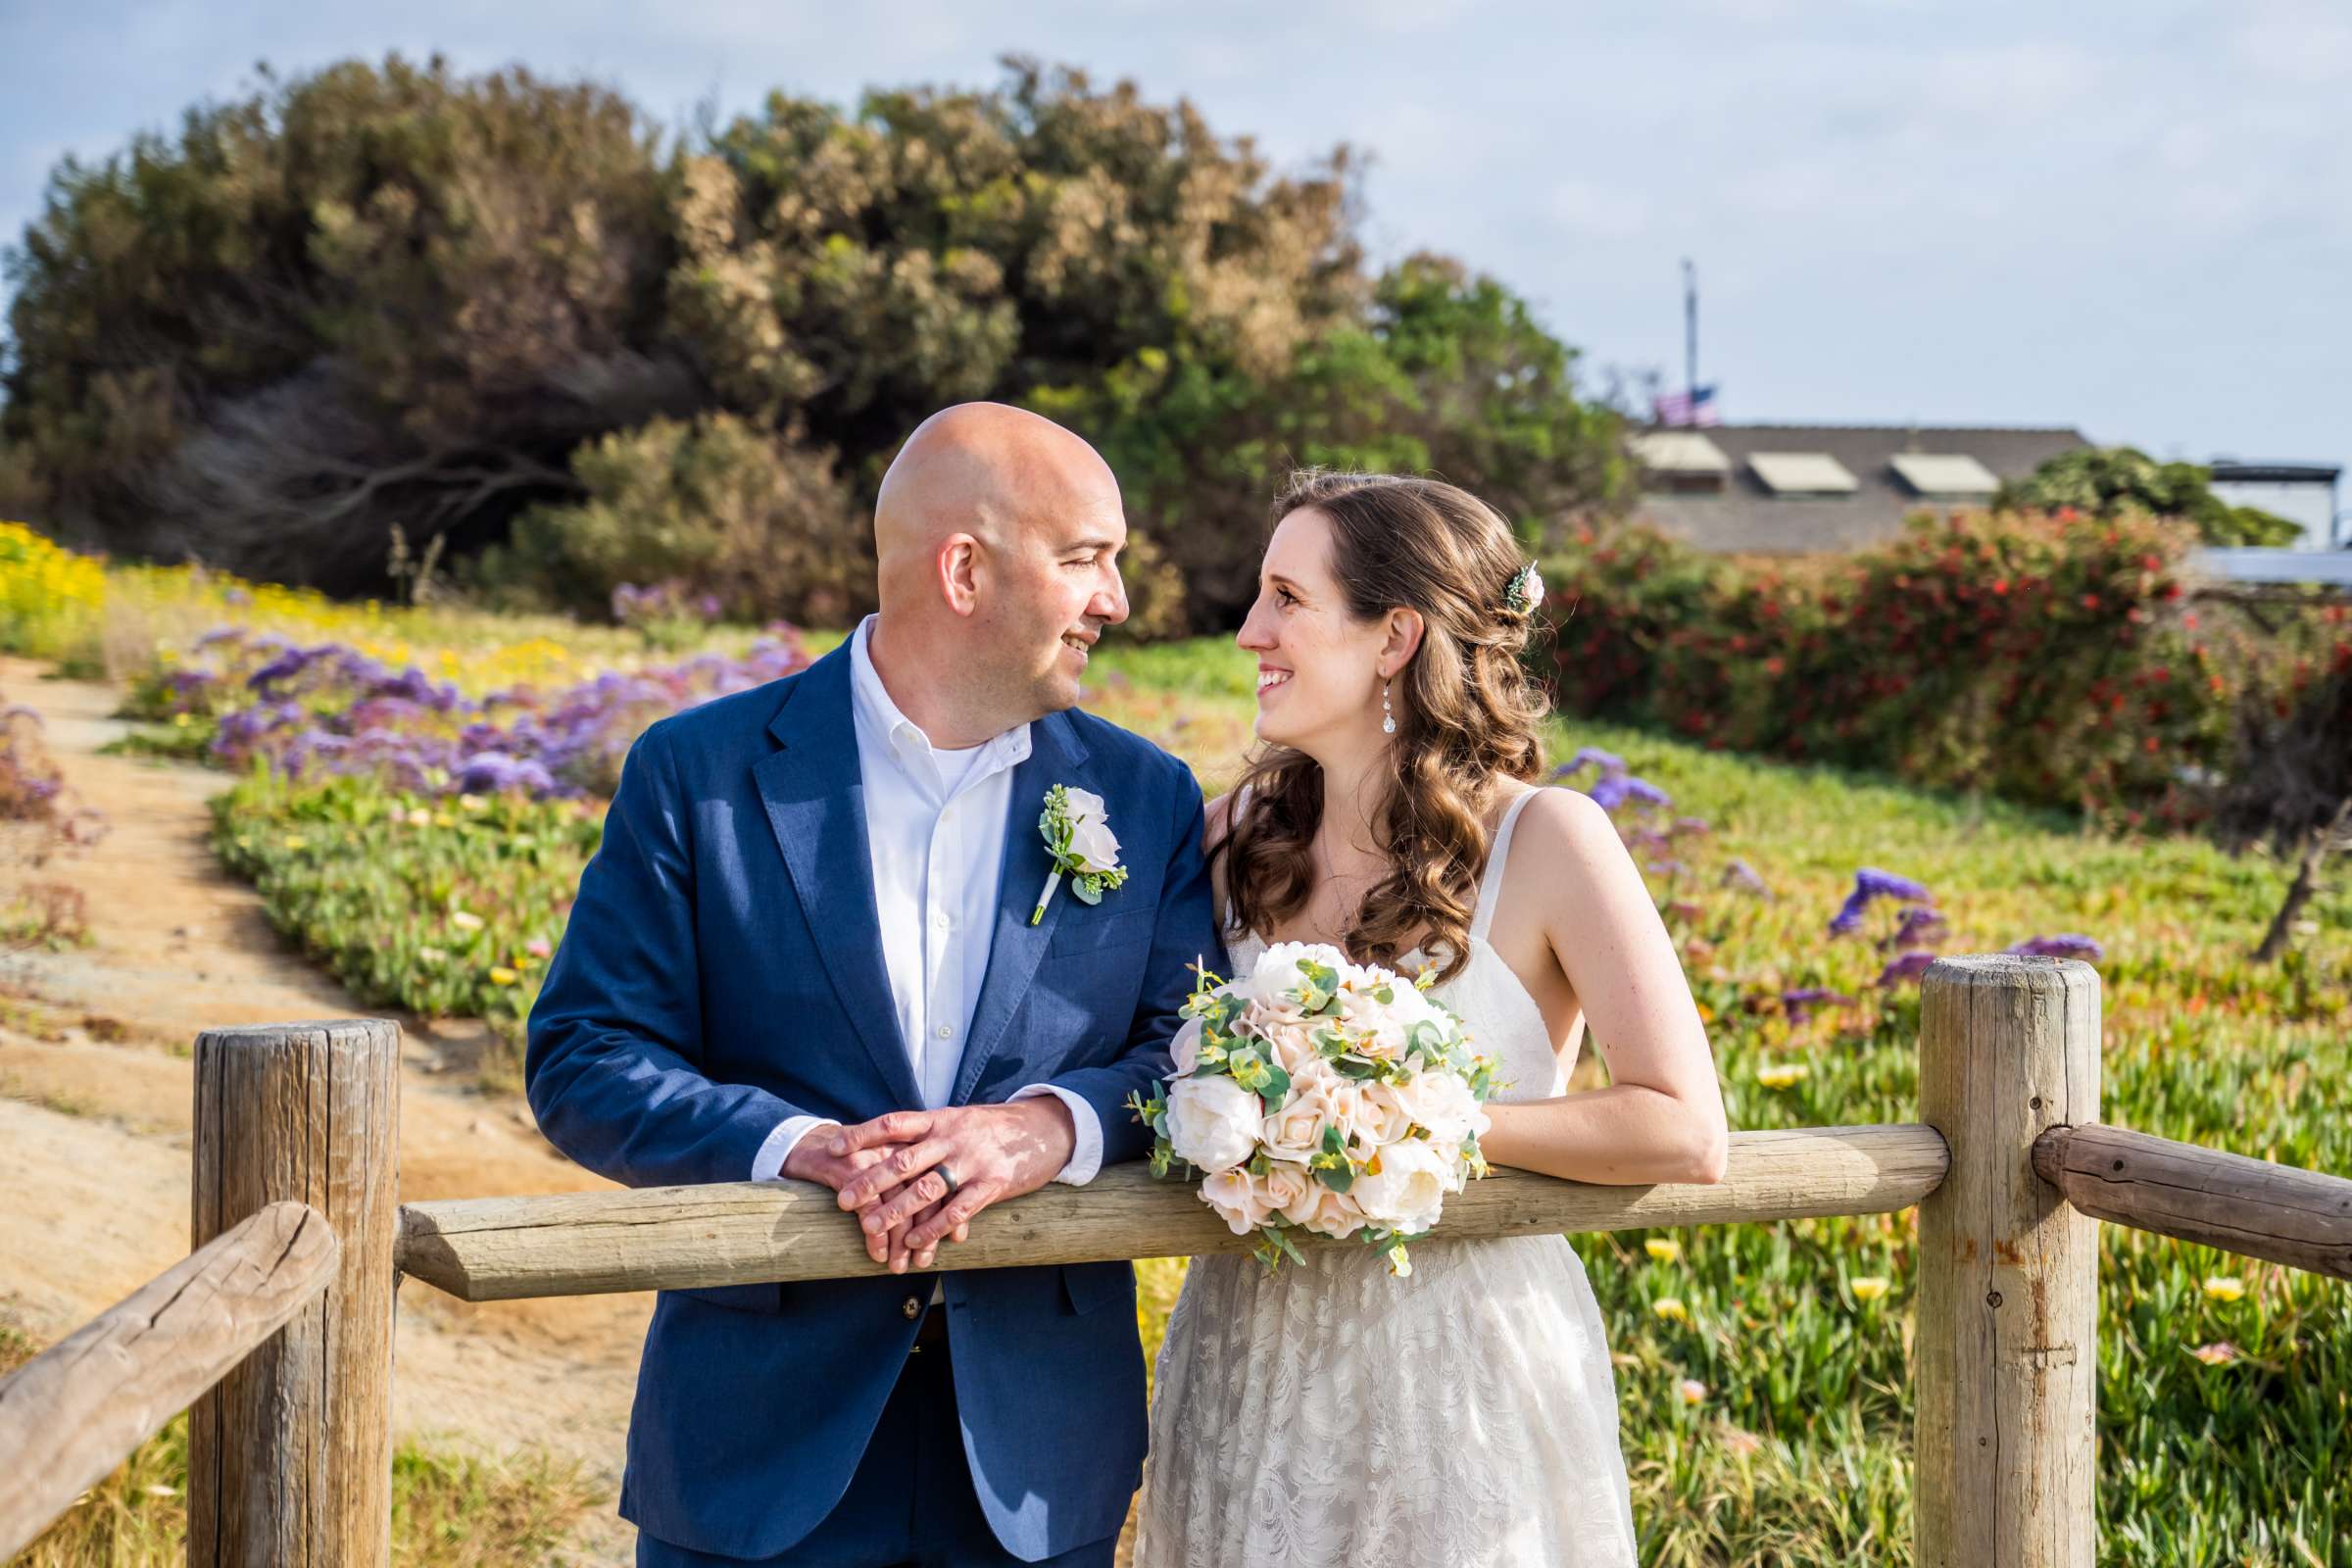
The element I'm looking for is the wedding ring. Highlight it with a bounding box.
[935,1162,959,1199]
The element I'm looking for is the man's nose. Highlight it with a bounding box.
[1095,568,1130,626]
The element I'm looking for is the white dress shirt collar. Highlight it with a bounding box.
[848,615,1031,795]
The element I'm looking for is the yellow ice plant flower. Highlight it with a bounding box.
[1755,1061,1807,1090]
[2202,1276,2245,1303]
[0,521,106,662]
[281,836,307,852]
[1644,1238,1683,1263]
[450,909,485,932]
[1650,1298,1689,1323]
[1850,1277,1891,1303]
[488,966,520,986]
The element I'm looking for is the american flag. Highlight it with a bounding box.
[1651,384,1720,426]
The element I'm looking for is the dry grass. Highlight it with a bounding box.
[0,1318,607,1567]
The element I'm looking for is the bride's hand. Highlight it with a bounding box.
[829,1101,1077,1272]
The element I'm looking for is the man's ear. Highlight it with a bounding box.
[937,534,984,616]
[1378,608,1426,677]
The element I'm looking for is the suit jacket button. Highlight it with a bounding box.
[902,1296,922,1320]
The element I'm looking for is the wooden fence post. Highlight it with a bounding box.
[1915,955,2100,1567]
[188,1020,399,1568]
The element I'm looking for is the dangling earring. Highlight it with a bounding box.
[1381,679,1396,736]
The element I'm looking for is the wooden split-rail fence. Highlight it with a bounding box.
[2,956,2348,1563]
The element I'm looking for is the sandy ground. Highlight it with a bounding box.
[0,657,643,1565]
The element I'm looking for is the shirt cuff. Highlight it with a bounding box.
[1009,1084,1103,1186]
[751,1115,839,1183]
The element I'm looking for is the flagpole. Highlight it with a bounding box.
[1682,257,1698,427]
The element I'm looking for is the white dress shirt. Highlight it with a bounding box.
[749,615,1104,1196]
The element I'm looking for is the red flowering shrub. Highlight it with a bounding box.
[1544,510,2344,830]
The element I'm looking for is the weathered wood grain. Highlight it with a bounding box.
[2032,1122,2352,1281]
[397,1123,1949,1300]
[0,1201,336,1560]
[190,1019,399,1568]
[1915,955,2101,1568]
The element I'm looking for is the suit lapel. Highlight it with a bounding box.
[752,646,924,1110]
[953,710,1093,1105]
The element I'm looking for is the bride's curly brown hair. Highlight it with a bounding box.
[1218,470,1550,983]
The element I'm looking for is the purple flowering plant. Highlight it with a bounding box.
[125,624,815,802]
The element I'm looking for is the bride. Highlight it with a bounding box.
[1133,470,1730,1567]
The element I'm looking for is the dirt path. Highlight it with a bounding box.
[0,657,642,1564]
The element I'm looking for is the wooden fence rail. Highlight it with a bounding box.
[396,1123,1947,1300]
[2032,1122,2352,1281]
[17,952,2352,1568]
[0,1201,338,1559]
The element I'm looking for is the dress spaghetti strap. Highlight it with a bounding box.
[1468,788,1540,944]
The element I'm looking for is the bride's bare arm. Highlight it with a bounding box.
[1476,788,1731,1187]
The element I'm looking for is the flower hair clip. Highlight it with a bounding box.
[1503,561,1544,615]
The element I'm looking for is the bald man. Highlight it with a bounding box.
[526,404,1225,1568]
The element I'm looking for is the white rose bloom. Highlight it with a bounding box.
[1269,1180,1358,1239]
[1287,1053,1345,1097]
[1350,1138,1450,1233]
[1270,1165,1326,1222]
[1354,1082,1415,1146]
[1261,1018,1319,1074]
[1059,788,1122,872]
[1393,1068,1488,1147]
[1254,1161,1316,1220]
[1259,1080,1338,1164]
[1168,1015,1204,1075]
[1200,1167,1275,1236]
[1325,1079,1385,1151]
[1381,976,1446,1036]
[1247,941,1343,1006]
[1067,819,1121,873]
[1165,1074,1263,1173]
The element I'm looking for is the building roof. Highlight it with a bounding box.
[1632,423,2091,553]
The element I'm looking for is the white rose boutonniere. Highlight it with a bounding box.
[1031,784,1128,925]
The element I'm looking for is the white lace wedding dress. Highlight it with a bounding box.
[1133,789,1642,1567]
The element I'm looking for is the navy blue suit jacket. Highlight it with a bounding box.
[524,643,1224,1560]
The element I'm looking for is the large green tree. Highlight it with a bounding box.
[3,54,1626,631]
[2,55,682,588]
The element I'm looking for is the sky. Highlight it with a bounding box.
[2,0,2347,514]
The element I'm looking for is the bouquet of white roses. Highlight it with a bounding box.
[1127,941,1496,1276]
